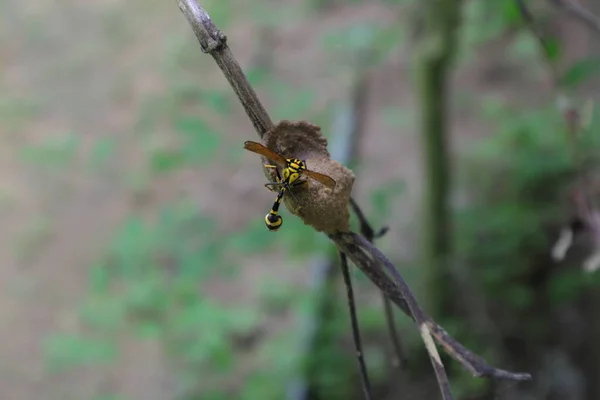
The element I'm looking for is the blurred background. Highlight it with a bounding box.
[2,0,600,399]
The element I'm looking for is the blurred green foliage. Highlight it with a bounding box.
[19,133,80,169]
[44,199,314,398]
[450,28,600,396]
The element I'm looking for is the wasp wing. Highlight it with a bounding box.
[244,141,288,167]
[304,170,336,189]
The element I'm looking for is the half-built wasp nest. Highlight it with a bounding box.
[262,120,355,234]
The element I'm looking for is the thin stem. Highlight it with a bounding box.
[339,251,373,400]
[351,233,454,400]
[329,231,532,382]
[349,198,404,367]
[383,295,407,368]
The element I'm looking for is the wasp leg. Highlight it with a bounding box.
[265,182,285,191]
[264,164,282,182]
[287,180,308,203]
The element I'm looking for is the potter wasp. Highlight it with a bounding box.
[244,140,336,231]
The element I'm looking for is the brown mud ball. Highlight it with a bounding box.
[260,120,355,234]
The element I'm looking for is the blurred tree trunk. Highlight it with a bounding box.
[412,0,461,319]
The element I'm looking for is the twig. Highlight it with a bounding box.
[548,0,600,35]
[176,1,533,397]
[349,198,404,368]
[339,251,373,399]
[333,232,453,400]
[349,198,389,241]
[330,232,532,382]
[176,0,273,136]
[382,291,405,368]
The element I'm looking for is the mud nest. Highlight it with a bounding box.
[258,120,355,234]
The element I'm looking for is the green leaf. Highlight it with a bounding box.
[44,334,117,372]
[507,285,534,308]
[228,221,273,254]
[202,90,231,115]
[174,116,221,164]
[246,67,269,86]
[560,58,600,88]
[125,277,167,313]
[501,0,520,24]
[544,37,561,62]
[369,179,405,221]
[89,263,111,291]
[135,321,164,339]
[79,295,127,333]
[548,270,584,303]
[93,395,126,400]
[174,115,209,135]
[19,133,80,168]
[209,339,234,372]
[88,137,117,170]
[149,148,184,173]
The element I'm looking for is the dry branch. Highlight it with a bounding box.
[175,1,533,398]
[329,232,531,381]
[339,250,373,399]
[176,0,273,135]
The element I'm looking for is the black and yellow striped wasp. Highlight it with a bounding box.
[244,141,336,231]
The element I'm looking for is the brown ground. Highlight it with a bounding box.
[0,0,594,399]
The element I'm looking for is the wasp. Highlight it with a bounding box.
[244,141,336,231]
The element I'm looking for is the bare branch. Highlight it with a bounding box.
[549,0,600,34]
[330,231,533,382]
[332,232,452,400]
[339,251,373,399]
[349,198,403,369]
[176,0,273,136]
